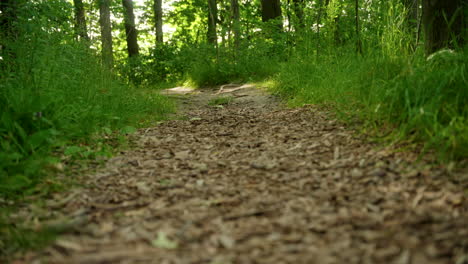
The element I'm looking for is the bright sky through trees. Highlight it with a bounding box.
[133,0,176,36]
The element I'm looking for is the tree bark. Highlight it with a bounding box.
[0,0,18,45]
[423,0,465,54]
[231,0,240,49]
[207,0,217,44]
[316,0,323,58]
[292,0,304,30]
[354,0,362,54]
[99,0,113,68]
[122,0,139,57]
[73,0,89,42]
[154,0,163,44]
[261,0,282,29]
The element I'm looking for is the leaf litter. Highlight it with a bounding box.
[13,85,468,264]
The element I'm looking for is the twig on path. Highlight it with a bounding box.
[223,208,278,221]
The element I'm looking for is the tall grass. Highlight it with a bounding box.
[183,40,284,87]
[0,1,174,199]
[265,0,467,161]
[269,46,468,161]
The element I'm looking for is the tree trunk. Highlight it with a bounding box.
[423,0,465,54]
[99,0,113,69]
[73,0,89,42]
[207,0,217,44]
[316,0,323,58]
[154,0,163,44]
[261,0,282,30]
[0,0,18,53]
[292,0,304,30]
[122,0,139,58]
[231,0,240,49]
[355,0,362,54]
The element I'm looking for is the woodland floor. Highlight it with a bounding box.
[13,85,468,264]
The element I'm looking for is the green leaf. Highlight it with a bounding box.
[13,122,28,141]
[64,146,83,156]
[120,126,137,135]
[102,127,113,135]
[27,130,51,150]
[0,174,32,192]
[151,232,178,249]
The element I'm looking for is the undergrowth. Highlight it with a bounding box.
[0,1,174,258]
[0,2,174,200]
[0,43,174,199]
[268,47,468,161]
[182,41,283,87]
[208,96,234,106]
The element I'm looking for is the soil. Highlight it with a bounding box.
[13,85,468,264]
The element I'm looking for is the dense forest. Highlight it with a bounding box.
[0,0,467,258]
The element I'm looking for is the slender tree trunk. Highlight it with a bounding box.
[292,0,304,31]
[220,11,226,48]
[122,0,139,57]
[402,0,419,49]
[316,0,323,59]
[99,0,113,69]
[403,0,419,28]
[334,12,342,45]
[231,0,240,49]
[416,4,423,47]
[0,0,18,55]
[207,0,217,44]
[0,0,16,36]
[73,0,89,42]
[354,0,362,54]
[287,0,292,31]
[423,0,465,54]
[154,0,163,44]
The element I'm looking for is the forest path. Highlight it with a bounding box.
[19,85,467,264]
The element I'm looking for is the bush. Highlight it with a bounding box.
[269,47,468,160]
[0,0,174,199]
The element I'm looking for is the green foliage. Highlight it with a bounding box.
[379,1,413,57]
[269,47,468,160]
[121,44,196,85]
[184,41,283,87]
[208,96,233,106]
[0,0,174,199]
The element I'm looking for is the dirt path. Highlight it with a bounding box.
[16,85,467,264]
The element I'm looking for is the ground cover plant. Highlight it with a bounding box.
[270,47,468,161]
[0,0,173,256]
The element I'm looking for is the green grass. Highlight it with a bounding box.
[0,46,174,198]
[208,96,234,106]
[268,47,468,161]
[183,42,282,87]
[0,3,175,258]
